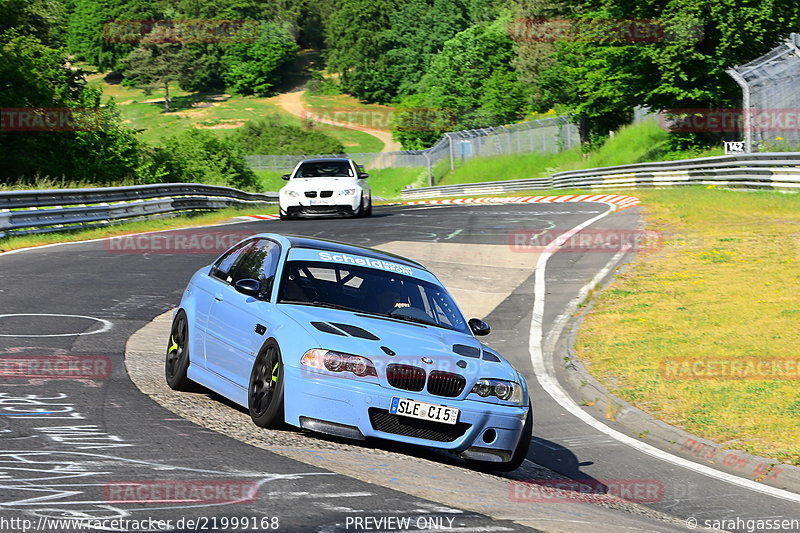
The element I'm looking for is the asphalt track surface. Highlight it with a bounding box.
[0,202,798,533]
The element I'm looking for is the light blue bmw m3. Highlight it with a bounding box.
[166,233,532,471]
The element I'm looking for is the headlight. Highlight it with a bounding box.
[471,379,523,404]
[300,349,377,378]
[338,189,357,196]
[283,190,300,198]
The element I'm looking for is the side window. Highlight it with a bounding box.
[210,241,253,282]
[229,239,281,300]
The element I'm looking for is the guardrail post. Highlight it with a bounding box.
[0,210,10,238]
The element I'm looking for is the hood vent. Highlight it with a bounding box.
[310,321,380,341]
[311,321,346,336]
[330,322,380,341]
[453,344,481,358]
[482,349,501,362]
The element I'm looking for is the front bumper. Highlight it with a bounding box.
[280,194,361,218]
[284,204,357,217]
[283,365,529,455]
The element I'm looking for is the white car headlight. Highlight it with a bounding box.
[471,379,523,404]
[284,190,300,198]
[338,189,357,196]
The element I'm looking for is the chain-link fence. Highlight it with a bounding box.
[245,116,579,182]
[727,33,800,152]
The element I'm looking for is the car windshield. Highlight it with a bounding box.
[294,161,353,178]
[277,260,469,334]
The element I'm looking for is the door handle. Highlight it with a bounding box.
[214,293,224,301]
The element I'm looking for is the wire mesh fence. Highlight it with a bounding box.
[245,116,579,175]
[727,33,800,152]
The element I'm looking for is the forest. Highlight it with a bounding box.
[2,0,798,186]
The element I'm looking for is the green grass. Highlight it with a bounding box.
[577,187,800,465]
[0,206,278,253]
[85,69,382,152]
[253,169,289,192]
[436,121,725,186]
[302,92,396,132]
[367,167,427,199]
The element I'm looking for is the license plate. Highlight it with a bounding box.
[389,397,459,425]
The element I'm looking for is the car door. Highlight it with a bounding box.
[193,240,254,367]
[205,239,281,388]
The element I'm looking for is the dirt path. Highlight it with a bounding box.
[274,90,403,153]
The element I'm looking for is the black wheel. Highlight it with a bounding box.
[248,340,285,428]
[165,310,193,390]
[364,198,373,217]
[468,401,532,472]
[279,210,289,220]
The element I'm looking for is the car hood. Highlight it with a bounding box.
[282,178,359,192]
[277,304,519,384]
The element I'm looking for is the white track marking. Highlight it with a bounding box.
[0,314,113,337]
[528,205,800,504]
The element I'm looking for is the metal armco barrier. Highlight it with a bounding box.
[400,153,800,199]
[0,183,277,238]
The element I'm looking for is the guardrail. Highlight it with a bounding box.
[400,152,800,199]
[0,183,277,238]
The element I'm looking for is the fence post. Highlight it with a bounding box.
[423,152,433,187]
[446,133,455,170]
[727,67,752,153]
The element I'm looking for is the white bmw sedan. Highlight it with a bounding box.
[278,158,372,219]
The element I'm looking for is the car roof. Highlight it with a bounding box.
[279,235,429,271]
[297,158,353,164]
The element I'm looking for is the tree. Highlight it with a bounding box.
[151,129,257,189]
[385,0,471,98]
[221,22,298,96]
[0,27,144,184]
[324,0,399,103]
[393,17,529,148]
[123,26,192,112]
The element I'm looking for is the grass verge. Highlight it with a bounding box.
[0,206,277,254]
[436,121,724,185]
[577,187,800,465]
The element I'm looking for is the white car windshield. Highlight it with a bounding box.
[294,161,353,178]
[277,260,469,334]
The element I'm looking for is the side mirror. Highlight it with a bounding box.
[358,172,369,179]
[234,278,261,297]
[281,174,291,181]
[468,318,491,336]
